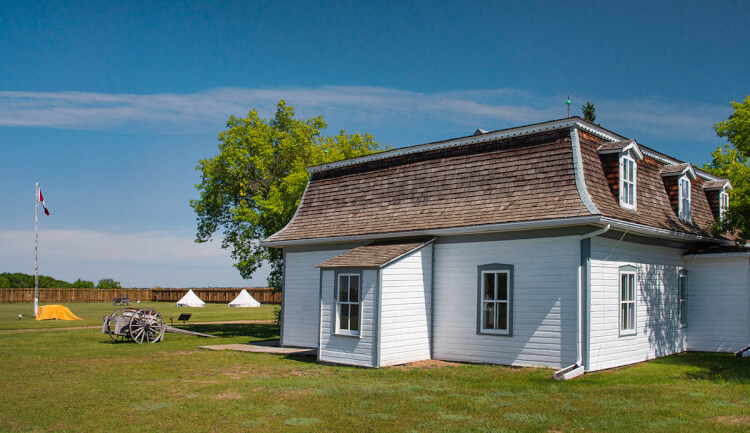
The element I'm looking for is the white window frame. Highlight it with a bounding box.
[477,264,513,336]
[719,191,729,221]
[335,272,361,336]
[619,266,637,336]
[679,176,691,222]
[620,154,637,210]
[678,269,688,328]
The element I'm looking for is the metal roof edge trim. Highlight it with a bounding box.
[261,215,604,247]
[599,217,728,243]
[306,118,624,174]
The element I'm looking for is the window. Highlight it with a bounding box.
[679,177,691,221]
[619,267,637,335]
[720,191,729,221]
[620,155,637,209]
[678,270,688,327]
[477,264,513,336]
[336,273,360,335]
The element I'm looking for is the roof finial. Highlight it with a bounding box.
[566,93,571,118]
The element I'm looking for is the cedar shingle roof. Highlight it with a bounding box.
[703,180,731,190]
[660,163,695,177]
[598,140,636,153]
[265,129,592,243]
[265,119,729,245]
[316,239,432,268]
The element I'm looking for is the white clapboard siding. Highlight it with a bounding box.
[588,237,686,372]
[282,248,351,348]
[432,236,579,369]
[319,269,378,367]
[684,255,750,352]
[379,245,432,366]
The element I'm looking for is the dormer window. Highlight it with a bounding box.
[679,176,691,221]
[620,155,636,209]
[598,139,643,211]
[703,179,732,221]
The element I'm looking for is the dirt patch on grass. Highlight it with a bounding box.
[215,392,243,400]
[392,359,466,370]
[716,415,750,426]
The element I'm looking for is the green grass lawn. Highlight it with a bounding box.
[1,305,749,432]
[0,302,277,330]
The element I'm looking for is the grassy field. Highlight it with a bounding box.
[1,305,749,432]
[0,302,277,330]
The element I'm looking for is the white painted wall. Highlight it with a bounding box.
[588,237,685,371]
[684,255,750,352]
[282,248,351,348]
[379,245,432,366]
[319,269,378,367]
[432,236,579,369]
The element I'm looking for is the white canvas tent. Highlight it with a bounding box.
[228,289,261,307]
[176,289,205,307]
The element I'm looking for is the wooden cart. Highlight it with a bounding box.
[101,307,165,343]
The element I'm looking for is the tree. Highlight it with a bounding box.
[96,278,121,289]
[703,96,750,244]
[191,101,387,290]
[72,278,95,288]
[582,101,596,123]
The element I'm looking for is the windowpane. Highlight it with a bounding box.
[628,304,635,330]
[497,274,508,301]
[484,273,495,300]
[627,160,634,181]
[628,275,635,301]
[349,277,359,303]
[349,304,359,331]
[621,275,628,300]
[497,302,508,330]
[628,184,634,204]
[339,304,349,330]
[621,304,628,329]
[484,302,495,329]
[339,276,349,302]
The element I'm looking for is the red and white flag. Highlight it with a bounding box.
[38,188,50,216]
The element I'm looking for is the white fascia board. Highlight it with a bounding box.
[306,118,624,174]
[599,217,728,243]
[261,215,604,247]
[683,251,750,260]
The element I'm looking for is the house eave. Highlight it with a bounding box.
[599,217,728,244]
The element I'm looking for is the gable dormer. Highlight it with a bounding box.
[660,163,697,222]
[598,139,643,210]
[703,179,732,221]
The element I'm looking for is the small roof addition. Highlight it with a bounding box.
[703,179,733,191]
[660,162,696,179]
[316,239,433,268]
[597,139,644,160]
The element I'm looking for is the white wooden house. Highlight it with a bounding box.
[262,117,749,377]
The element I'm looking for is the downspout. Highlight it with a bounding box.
[554,223,610,380]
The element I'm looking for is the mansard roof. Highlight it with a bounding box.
[264,117,729,246]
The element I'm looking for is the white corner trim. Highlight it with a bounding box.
[570,127,601,215]
[306,118,624,174]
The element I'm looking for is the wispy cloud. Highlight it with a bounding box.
[0,86,730,143]
[0,229,268,288]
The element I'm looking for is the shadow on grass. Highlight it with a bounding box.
[179,323,279,340]
[654,352,750,383]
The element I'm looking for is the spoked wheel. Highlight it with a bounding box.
[129,308,165,344]
[107,308,128,342]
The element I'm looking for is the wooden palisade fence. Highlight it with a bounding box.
[0,288,280,304]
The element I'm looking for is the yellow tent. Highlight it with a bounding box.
[36,305,83,321]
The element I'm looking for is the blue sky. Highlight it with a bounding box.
[1,0,748,287]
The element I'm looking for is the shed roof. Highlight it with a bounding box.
[316,239,432,268]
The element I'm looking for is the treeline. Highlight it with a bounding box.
[0,273,121,289]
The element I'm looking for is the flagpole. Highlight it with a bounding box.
[34,182,39,318]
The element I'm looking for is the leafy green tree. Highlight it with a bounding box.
[191,100,386,290]
[72,278,95,288]
[703,96,750,244]
[96,278,121,289]
[0,275,9,288]
[582,101,596,123]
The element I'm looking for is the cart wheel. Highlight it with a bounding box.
[107,308,127,342]
[129,308,165,344]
